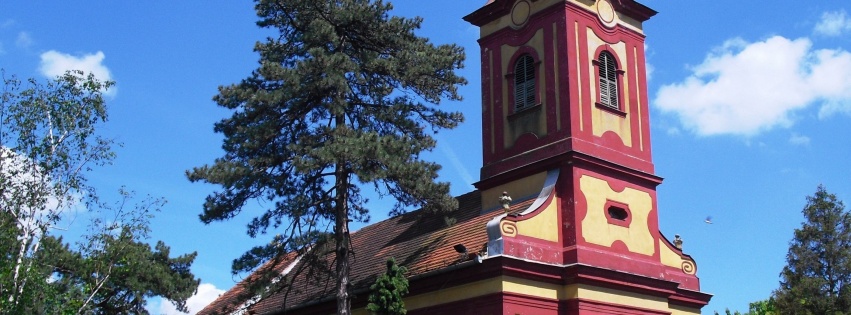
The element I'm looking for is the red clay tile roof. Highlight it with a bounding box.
[198,190,537,315]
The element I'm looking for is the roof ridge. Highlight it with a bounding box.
[350,190,480,236]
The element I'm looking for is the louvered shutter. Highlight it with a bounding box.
[514,55,535,110]
[598,52,618,108]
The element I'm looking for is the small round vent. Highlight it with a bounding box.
[608,206,628,221]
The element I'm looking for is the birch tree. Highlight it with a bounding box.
[0,70,200,314]
[0,70,114,308]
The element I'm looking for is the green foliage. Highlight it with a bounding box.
[775,185,851,314]
[0,71,199,314]
[44,191,200,314]
[0,69,114,227]
[0,69,115,312]
[746,298,777,315]
[367,258,409,315]
[1,193,200,315]
[714,298,776,315]
[188,0,466,313]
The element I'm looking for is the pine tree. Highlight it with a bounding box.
[775,185,851,314]
[187,0,466,314]
[367,258,409,315]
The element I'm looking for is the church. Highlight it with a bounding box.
[199,0,712,313]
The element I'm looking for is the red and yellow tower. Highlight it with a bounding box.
[464,0,711,313]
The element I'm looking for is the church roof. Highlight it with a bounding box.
[198,190,536,315]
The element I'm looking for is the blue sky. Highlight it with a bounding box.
[2,0,851,313]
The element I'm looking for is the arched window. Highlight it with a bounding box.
[514,54,536,110]
[598,51,618,109]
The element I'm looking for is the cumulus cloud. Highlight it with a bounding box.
[39,50,116,96]
[158,283,225,315]
[16,31,32,49]
[654,36,851,136]
[814,10,851,37]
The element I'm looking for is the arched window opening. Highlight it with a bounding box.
[598,51,618,109]
[514,54,536,110]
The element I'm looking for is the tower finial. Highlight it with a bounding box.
[499,191,512,212]
[674,234,683,250]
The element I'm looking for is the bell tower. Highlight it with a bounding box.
[465,0,711,313]
[466,0,655,184]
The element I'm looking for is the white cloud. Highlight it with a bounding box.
[666,127,680,136]
[16,31,32,49]
[654,36,851,137]
[158,283,225,315]
[0,147,86,238]
[39,50,115,96]
[814,10,851,37]
[789,133,811,146]
[645,62,654,83]
[644,43,654,82]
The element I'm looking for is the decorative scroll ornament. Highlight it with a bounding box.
[501,221,518,237]
[682,260,696,275]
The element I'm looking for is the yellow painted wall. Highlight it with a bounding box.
[476,0,646,38]
[391,275,699,314]
[566,0,645,33]
[479,0,563,37]
[481,171,547,211]
[405,277,504,311]
[567,283,668,310]
[659,239,682,268]
[513,195,559,242]
[670,303,703,315]
[658,240,696,275]
[579,175,654,255]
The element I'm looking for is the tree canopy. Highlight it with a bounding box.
[0,71,199,314]
[715,298,777,315]
[187,0,466,313]
[775,185,851,314]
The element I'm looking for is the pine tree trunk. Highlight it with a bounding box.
[334,114,351,315]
